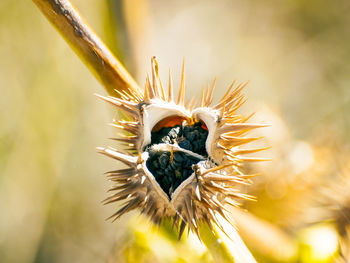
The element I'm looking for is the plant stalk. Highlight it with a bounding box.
[32,0,140,97]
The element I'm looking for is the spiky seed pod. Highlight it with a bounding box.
[97,57,268,239]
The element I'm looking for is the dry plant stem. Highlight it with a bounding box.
[199,224,235,263]
[32,0,140,97]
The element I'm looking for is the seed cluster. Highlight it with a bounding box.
[150,122,208,156]
[146,151,200,197]
[145,122,209,198]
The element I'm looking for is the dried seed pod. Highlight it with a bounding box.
[97,57,267,239]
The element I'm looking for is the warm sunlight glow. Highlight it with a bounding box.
[302,224,339,260]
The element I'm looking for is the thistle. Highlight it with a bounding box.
[97,57,267,239]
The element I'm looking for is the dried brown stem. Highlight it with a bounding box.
[32,0,140,97]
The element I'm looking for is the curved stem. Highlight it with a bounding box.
[32,0,140,97]
[199,215,257,263]
[199,223,236,263]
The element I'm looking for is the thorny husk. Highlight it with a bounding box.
[97,57,268,239]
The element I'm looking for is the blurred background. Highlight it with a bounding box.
[1,0,350,262]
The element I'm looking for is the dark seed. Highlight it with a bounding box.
[152,161,159,169]
[179,140,192,151]
[186,132,194,141]
[163,176,170,185]
[159,153,169,168]
[175,169,182,178]
[170,161,178,170]
[173,153,183,162]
